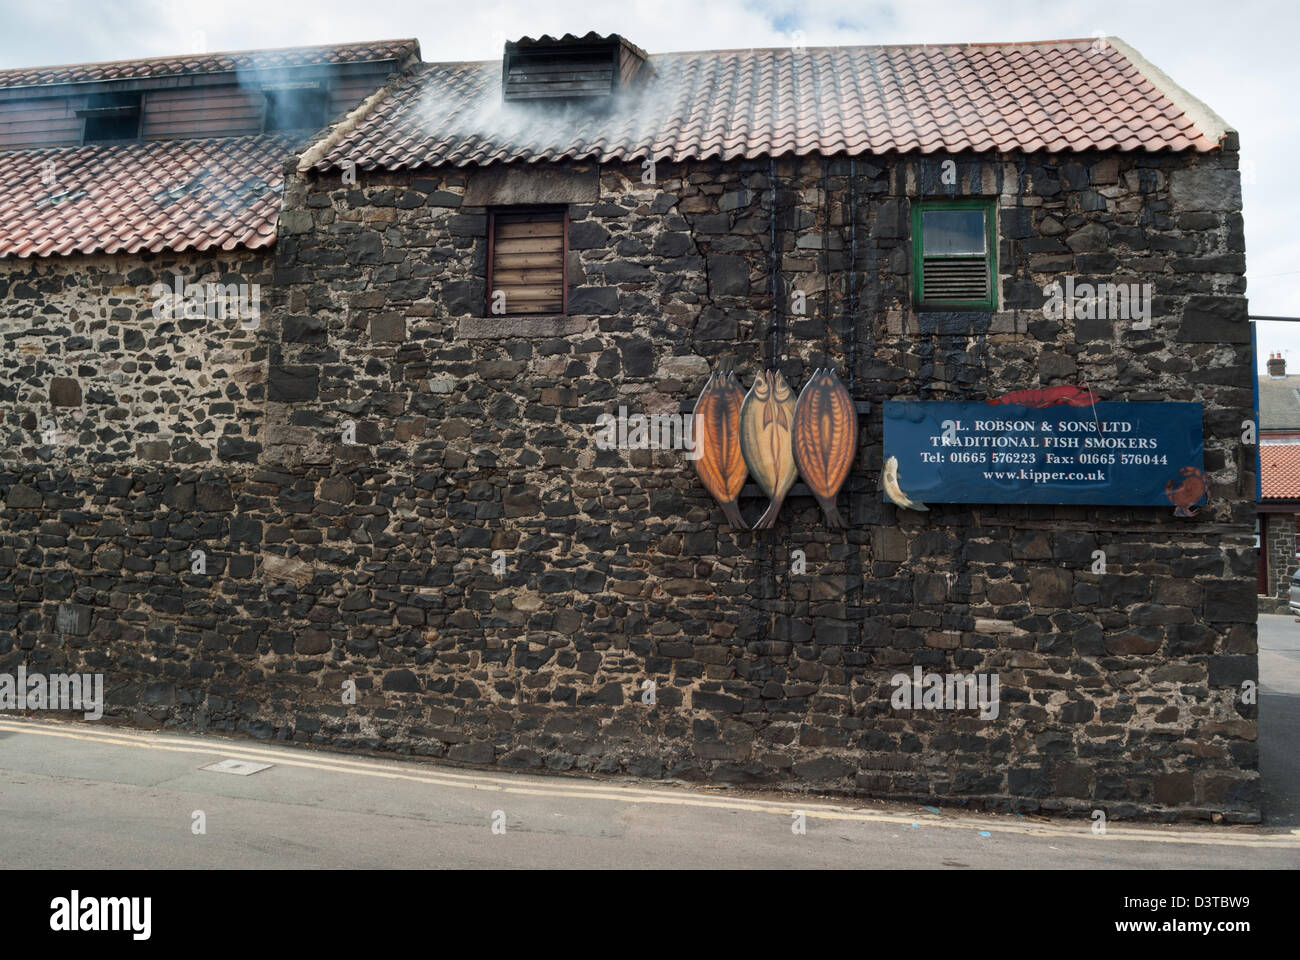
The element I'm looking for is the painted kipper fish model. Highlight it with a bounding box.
[882,455,928,512]
[692,370,749,528]
[740,369,799,528]
[792,368,859,528]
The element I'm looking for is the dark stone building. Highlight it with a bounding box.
[0,34,1258,820]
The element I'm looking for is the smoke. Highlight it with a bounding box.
[377,43,869,168]
[403,53,713,164]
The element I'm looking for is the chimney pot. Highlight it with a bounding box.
[1268,352,1287,378]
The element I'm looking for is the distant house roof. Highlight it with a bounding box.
[310,36,1230,172]
[1262,445,1300,500]
[0,38,418,89]
[1258,375,1300,431]
[0,135,291,257]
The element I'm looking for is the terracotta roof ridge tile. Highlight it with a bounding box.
[650,37,1101,59]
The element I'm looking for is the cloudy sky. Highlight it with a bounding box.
[4,0,1294,370]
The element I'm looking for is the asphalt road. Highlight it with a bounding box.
[0,618,1294,870]
[0,717,1296,869]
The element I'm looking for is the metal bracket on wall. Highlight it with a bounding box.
[679,399,871,416]
[740,478,880,499]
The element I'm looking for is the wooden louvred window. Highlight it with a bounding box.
[487,208,567,316]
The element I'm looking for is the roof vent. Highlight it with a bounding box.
[501,32,650,105]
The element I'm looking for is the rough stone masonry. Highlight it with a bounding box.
[0,144,1258,821]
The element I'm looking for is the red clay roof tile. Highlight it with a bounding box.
[0,36,1230,258]
[314,39,1222,172]
[1262,445,1300,500]
[0,136,293,259]
[0,39,418,89]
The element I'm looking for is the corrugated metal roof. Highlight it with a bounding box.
[312,37,1225,172]
[510,31,649,63]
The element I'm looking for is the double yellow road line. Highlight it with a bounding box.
[2,716,1296,849]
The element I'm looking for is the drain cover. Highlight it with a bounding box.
[201,758,273,776]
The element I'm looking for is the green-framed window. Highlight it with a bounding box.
[911,198,997,311]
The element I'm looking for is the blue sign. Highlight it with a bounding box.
[883,401,1206,508]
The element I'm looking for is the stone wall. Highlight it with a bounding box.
[0,143,1260,821]
[1260,509,1297,611]
[0,250,271,465]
